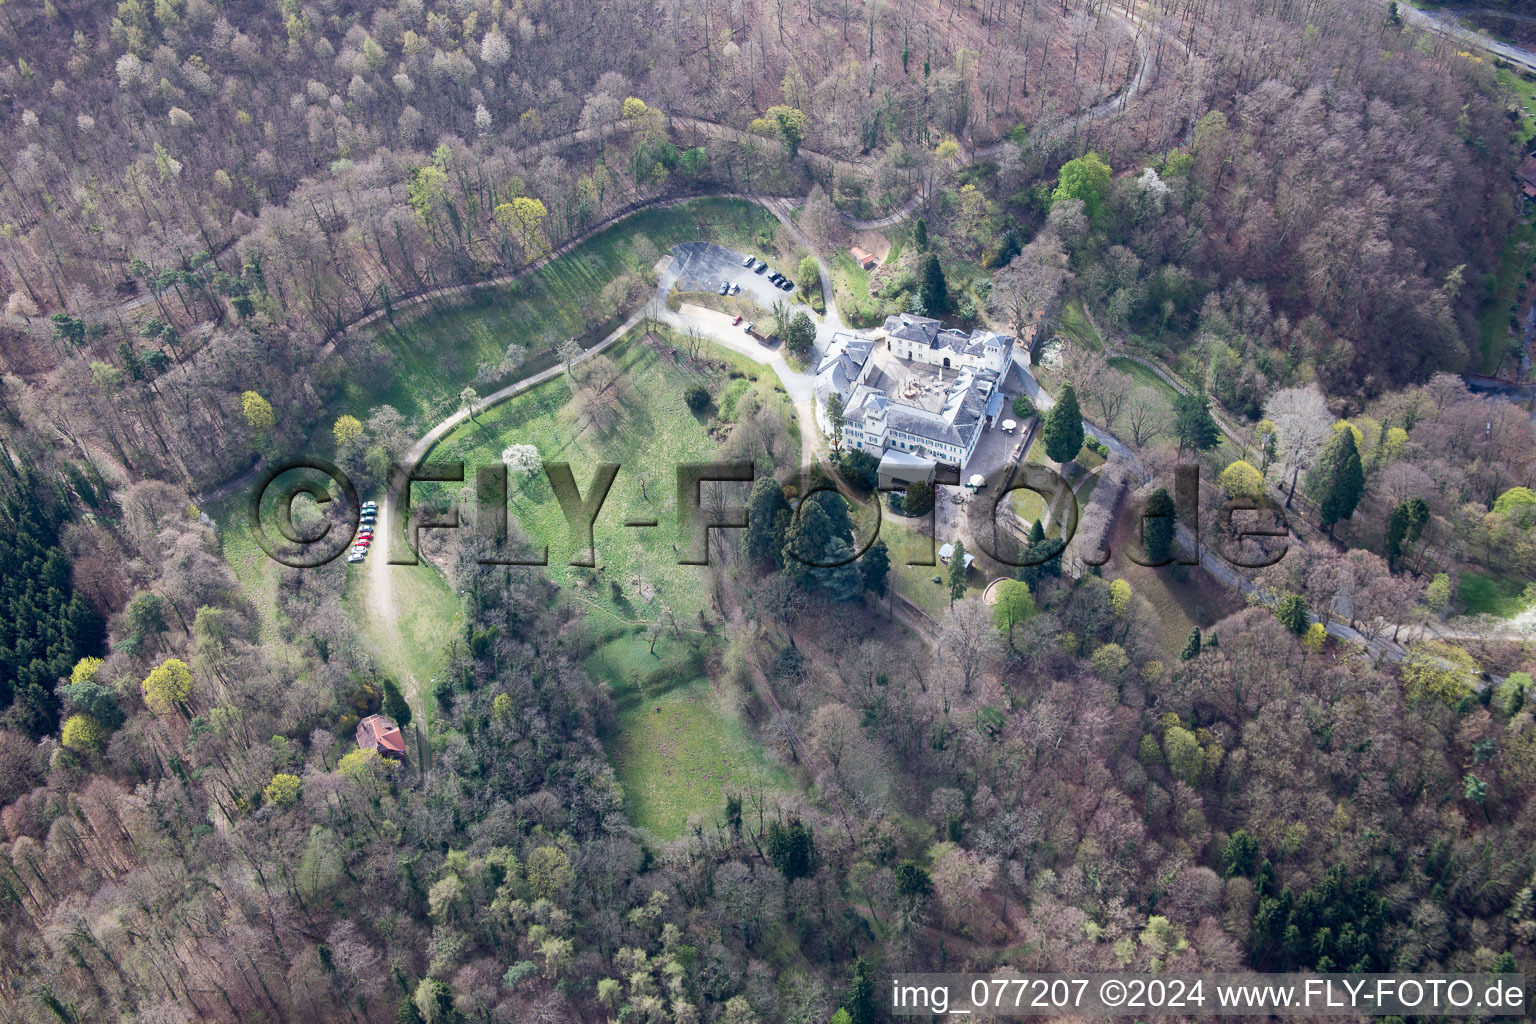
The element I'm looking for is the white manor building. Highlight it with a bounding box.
[815,314,1012,472]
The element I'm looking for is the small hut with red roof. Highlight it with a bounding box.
[356,714,406,759]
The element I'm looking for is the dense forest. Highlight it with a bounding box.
[0,0,1533,1020]
[0,0,1514,485]
[0,462,107,738]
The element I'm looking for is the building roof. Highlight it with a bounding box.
[882,314,1012,363]
[879,450,936,471]
[849,246,878,267]
[937,543,976,570]
[843,358,1001,451]
[357,714,406,755]
[814,335,875,408]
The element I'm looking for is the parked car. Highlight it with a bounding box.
[754,260,767,273]
[743,321,754,333]
[731,314,743,325]
[355,537,371,548]
[741,254,754,267]
[780,279,794,291]
[347,553,365,563]
[729,283,740,295]
[719,282,729,294]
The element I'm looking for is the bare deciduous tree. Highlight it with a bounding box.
[937,597,1001,696]
[1264,385,1332,508]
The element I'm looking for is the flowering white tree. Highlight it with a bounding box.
[481,29,512,67]
[1263,385,1333,508]
[115,52,145,88]
[501,444,541,476]
[1136,167,1170,209]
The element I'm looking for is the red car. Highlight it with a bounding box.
[355,536,371,548]
[731,314,743,325]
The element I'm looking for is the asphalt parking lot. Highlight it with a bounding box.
[667,241,801,312]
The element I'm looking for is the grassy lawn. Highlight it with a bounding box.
[1461,570,1535,618]
[1057,299,1103,352]
[830,251,892,328]
[1075,471,1102,507]
[420,324,799,837]
[1109,356,1177,402]
[1106,355,1243,468]
[833,251,872,297]
[1109,356,1181,448]
[419,331,793,619]
[343,557,461,710]
[881,516,984,619]
[598,630,791,839]
[205,475,462,718]
[1008,487,1048,526]
[1106,512,1244,657]
[1475,215,1536,376]
[333,198,780,434]
[206,488,289,648]
[1498,65,1536,143]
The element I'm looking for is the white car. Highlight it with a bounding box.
[347,553,365,563]
[741,254,754,267]
[729,283,741,295]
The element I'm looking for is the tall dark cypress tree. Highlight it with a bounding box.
[1313,428,1365,535]
[1042,384,1085,464]
[919,253,949,314]
[861,538,891,598]
[846,957,877,1024]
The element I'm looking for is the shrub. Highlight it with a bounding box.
[1013,395,1035,418]
[1219,459,1265,501]
[684,383,710,412]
